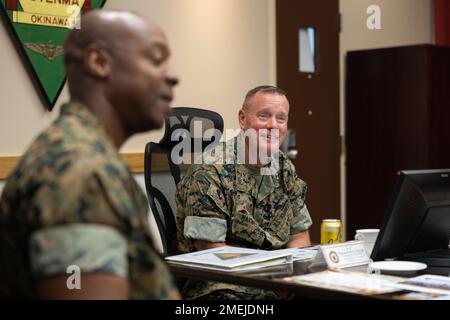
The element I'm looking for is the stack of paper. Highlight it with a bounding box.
[276,246,319,261]
[387,274,450,297]
[284,270,404,295]
[165,246,293,273]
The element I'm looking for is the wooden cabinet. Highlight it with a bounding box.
[345,45,450,239]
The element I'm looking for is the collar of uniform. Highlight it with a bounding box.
[235,164,276,201]
[59,102,117,150]
[231,133,281,201]
[60,102,101,127]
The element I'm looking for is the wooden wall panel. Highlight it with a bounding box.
[0,153,147,180]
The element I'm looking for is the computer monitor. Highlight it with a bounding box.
[371,169,450,267]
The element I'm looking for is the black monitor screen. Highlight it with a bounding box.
[371,169,450,261]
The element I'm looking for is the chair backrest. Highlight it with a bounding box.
[144,107,224,256]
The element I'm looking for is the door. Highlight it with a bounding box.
[276,0,341,242]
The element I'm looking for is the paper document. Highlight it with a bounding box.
[275,247,318,261]
[284,270,404,295]
[391,292,450,300]
[170,257,293,274]
[387,274,450,296]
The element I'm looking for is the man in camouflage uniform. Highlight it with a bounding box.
[0,11,180,299]
[176,86,313,299]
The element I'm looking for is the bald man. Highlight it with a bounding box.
[0,11,179,299]
[176,86,312,299]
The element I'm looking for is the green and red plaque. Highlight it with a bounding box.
[1,0,106,110]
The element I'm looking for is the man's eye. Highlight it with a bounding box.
[257,114,270,120]
[150,56,164,65]
[276,116,288,123]
[148,52,165,65]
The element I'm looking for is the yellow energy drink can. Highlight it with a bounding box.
[320,219,343,244]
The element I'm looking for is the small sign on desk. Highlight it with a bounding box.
[311,241,371,269]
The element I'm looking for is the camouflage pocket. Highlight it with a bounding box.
[230,190,266,247]
[265,192,292,246]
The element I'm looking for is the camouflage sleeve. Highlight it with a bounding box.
[181,168,228,243]
[291,204,312,234]
[284,161,313,234]
[29,224,128,278]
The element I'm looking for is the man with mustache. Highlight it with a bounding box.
[176,86,313,299]
[0,10,179,299]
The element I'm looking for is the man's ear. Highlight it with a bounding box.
[84,46,111,78]
[238,108,246,129]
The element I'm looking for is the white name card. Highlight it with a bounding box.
[311,241,371,269]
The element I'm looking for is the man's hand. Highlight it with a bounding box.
[286,230,311,248]
[193,240,227,251]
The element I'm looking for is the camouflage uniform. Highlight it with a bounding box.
[0,102,180,299]
[176,134,312,299]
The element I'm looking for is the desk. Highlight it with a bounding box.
[168,261,394,300]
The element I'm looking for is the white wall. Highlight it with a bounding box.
[339,0,434,234]
[0,0,276,156]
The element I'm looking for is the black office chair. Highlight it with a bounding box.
[144,107,224,257]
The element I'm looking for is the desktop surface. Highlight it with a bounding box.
[168,256,450,300]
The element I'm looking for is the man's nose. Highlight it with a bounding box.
[166,65,179,86]
[267,116,278,128]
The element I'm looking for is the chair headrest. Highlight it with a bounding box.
[158,107,224,152]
